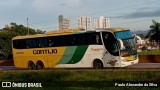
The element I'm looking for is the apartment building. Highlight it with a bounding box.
[59,15,71,30]
[78,16,92,30]
[94,16,110,29]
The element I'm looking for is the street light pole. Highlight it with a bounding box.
[27,18,29,35]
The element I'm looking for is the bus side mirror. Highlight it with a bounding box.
[117,38,125,50]
[133,35,142,45]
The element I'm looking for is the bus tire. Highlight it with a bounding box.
[28,61,36,70]
[36,61,44,70]
[93,59,103,69]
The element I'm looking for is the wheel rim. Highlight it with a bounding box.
[28,63,35,70]
[36,62,44,70]
[97,63,102,68]
[94,61,103,69]
[37,63,42,70]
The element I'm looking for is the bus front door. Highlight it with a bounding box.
[102,32,120,67]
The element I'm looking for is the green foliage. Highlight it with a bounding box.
[0,23,45,59]
[8,22,45,35]
[138,50,160,55]
[0,31,17,59]
[146,20,160,42]
[0,70,160,89]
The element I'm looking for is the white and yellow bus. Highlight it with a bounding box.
[12,28,139,70]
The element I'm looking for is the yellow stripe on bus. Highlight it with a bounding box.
[13,47,67,68]
[123,56,136,61]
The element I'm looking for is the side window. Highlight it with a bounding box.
[61,35,69,46]
[76,34,84,45]
[65,35,76,46]
[96,35,100,44]
[90,33,102,44]
[48,35,76,47]
[37,38,48,47]
[26,39,37,48]
[54,36,62,47]
[13,32,103,49]
[48,37,54,47]
[13,39,26,49]
[74,32,102,45]
[87,32,102,45]
[48,36,61,47]
[102,32,119,56]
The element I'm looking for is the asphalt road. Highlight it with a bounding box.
[0,63,160,70]
[127,63,160,68]
[0,66,20,70]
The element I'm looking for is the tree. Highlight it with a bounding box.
[9,22,45,35]
[146,20,160,42]
[0,23,45,59]
[0,31,17,59]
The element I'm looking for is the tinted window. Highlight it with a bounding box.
[13,32,102,49]
[13,39,26,49]
[37,38,48,47]
[26,39,37,48]
[75,32,102,45]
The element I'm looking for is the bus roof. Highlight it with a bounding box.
[95,28,129,32]
[12,27,129,40]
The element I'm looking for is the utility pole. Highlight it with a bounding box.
[27,18,29,35]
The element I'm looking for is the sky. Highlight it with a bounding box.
[0,0,160,32]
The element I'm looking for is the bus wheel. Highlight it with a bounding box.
[28,61,36,70]
[93,60,103,69]
[36,61,44,70]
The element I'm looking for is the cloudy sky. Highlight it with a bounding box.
[0,0,160,31]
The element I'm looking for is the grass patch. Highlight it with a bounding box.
[0,70,160,89]
[138,50,160,55]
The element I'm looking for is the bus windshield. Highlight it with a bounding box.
[115,30,137,57]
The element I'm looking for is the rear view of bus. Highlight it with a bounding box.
[101,28,139,67]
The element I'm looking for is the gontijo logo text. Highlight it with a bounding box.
[2,82,42,88]
[33,49,57,55]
